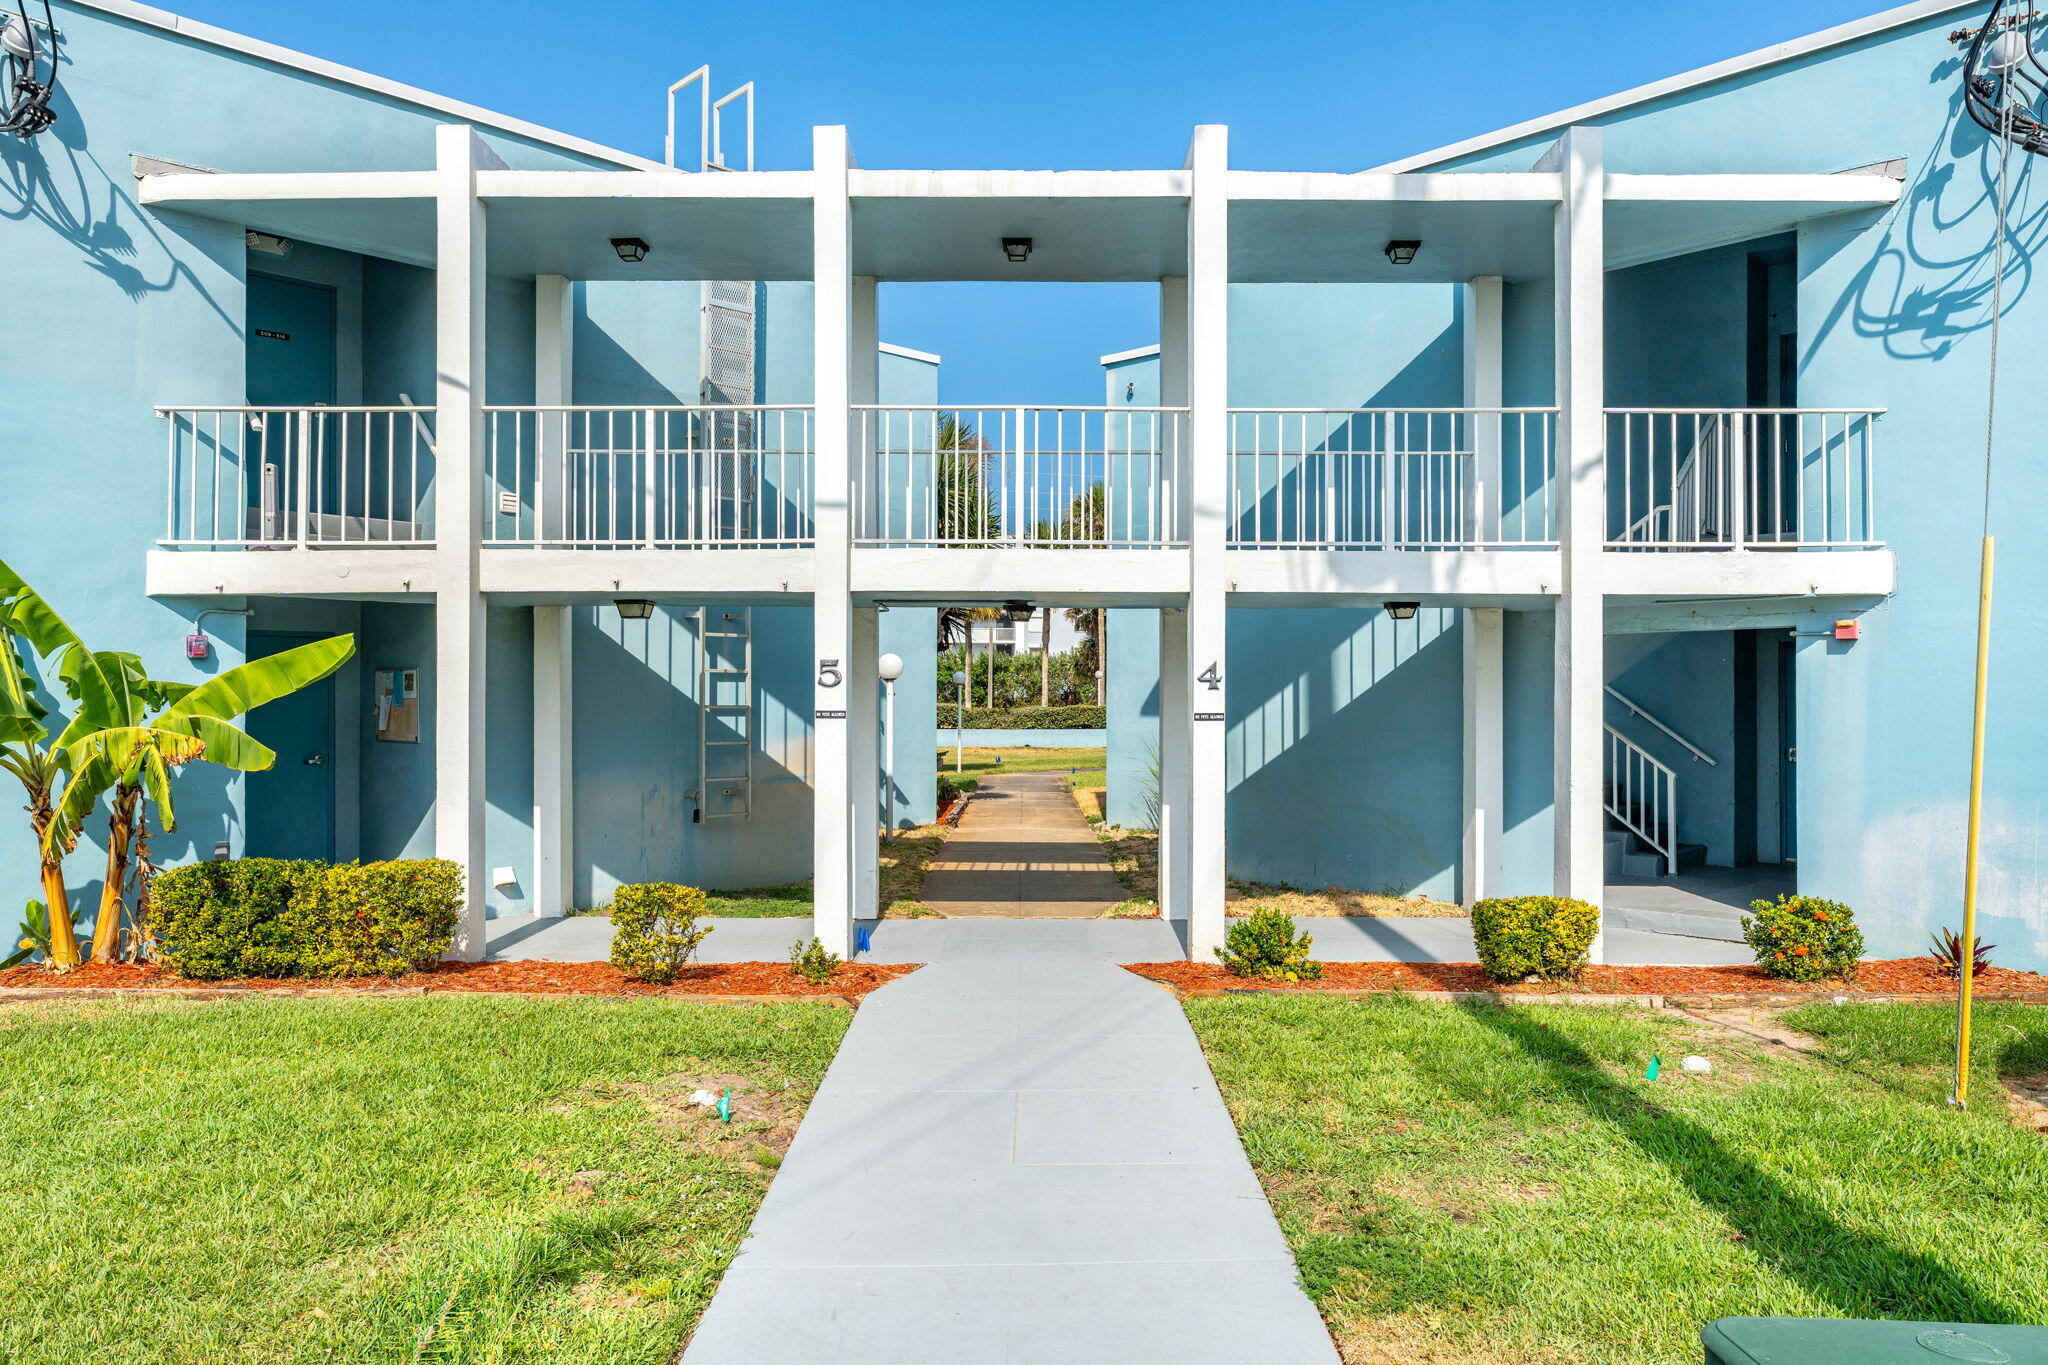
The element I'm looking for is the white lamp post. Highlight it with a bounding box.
[951,669,968,773]
[878,651,904,832]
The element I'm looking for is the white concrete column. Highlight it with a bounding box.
[811,125,856,959]
[535,274,573,541]
[1463,275,1503,542]
[1552,126,1607,957]
[1157,607,1193,922]
[532,605,574,917]
[1185,125,1230,962]
[1461,608,1504,906]
[851,276,878,547]
[434,124,497,959]
[850,605,881,922]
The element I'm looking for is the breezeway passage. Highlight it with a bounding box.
[677,921,1340,1365]
[919,771,1129,917]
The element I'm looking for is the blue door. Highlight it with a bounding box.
[245,632,337,861]
[246,274,337,540]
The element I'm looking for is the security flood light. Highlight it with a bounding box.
[1384,601,1420,620]
[245,230,294,258]
[610,236,651,263]
[1002,236,1034,263]
[614,598,655,620]
[1384,240,1422,266]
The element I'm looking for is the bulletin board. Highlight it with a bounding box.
[374,667,420,743]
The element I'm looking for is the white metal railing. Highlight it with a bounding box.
[853,406,1186,548]
[1605,686,1717,766]
[1606,724,1679,876]
[1226,408,1557,549]
[482,406,813,548]
[158,406,435,548]
[1606,409,1881,550]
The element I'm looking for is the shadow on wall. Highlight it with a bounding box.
[1812,56,2046,364]
[0,78,235,321]
[574,605,811,904]
[1228,607,1461,897]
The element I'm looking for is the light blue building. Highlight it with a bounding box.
[1,0,2039,966]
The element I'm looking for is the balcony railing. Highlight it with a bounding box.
[853,406,1186,548]
[1227,408,1558,549]
[482,406,814,549]
[158,406,436,548]
[1606,409,1881,550]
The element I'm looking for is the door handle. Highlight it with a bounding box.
[303,754,327,766]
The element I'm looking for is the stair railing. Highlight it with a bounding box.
[1604,685,1717,766]
[1605,725,1679,876]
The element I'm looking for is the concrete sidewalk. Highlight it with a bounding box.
[486,911,1754,967]
[680,922,1339,1364]
[919,772,1127,917]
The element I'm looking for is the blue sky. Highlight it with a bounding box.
[173,0,1894,402]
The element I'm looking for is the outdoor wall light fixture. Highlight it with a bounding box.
[614,598,655,620]
[1002,236,1034,263]
[610,236,651,263]
[1384,601,1420,620]
[1384,239,1422,266]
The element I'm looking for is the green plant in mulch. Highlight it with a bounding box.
[1216,907,1321,982]
[149,857,460,980]
[1471,895,1599,983]
[1743,894,1861,982]
[608,883,713,984]
[786,936,840,985]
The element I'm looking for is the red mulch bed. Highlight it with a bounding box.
[0,959,918,1000]
[1126,957,2048,998]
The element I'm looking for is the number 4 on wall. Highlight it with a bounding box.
[1197,662,1221,691]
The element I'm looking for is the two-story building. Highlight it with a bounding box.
[3,0,2039,968]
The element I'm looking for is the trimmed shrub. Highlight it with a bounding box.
[1471,896,1600,982]
[609,882,713,984]
[1744,894,1862,981]
[318,860,463,976]
[149,858,459,980]
[788,936,840,985]
[1216,907,1322,982]
[936,704,1106,731]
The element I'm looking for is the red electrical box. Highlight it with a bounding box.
[1833,619,1860,642]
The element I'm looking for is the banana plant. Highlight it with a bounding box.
[0,561,84,968]
[49,634,355,963]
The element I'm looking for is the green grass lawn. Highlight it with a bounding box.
[1,994,848,1365]
[1189,995,2048,1365]
[702,881,813,917]
[936,745,1105,776]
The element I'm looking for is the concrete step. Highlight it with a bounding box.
[1608,904,1748,944]
[1677,842,1709,870]
[1619,849,1666,879]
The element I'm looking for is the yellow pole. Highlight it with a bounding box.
[1953,533,1994,1109]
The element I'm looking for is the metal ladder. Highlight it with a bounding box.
[695,607,754,820]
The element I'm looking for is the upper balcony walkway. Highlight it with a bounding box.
[151,400,1895,605]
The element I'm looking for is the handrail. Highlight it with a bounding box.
[1605,724,1679,876]
[1604,685,1717,766]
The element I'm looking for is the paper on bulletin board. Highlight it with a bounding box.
[375,667,420,743]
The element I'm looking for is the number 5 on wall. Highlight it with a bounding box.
[818,659,842,688]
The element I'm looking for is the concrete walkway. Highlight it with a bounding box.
[680,921,1339,1364]
[486,912,1754,966]
[918,772,1127,918]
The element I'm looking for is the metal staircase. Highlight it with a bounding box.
[694,607,754,820]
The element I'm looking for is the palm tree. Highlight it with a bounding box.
[0,559,86,967]
[935,417,1000,544]
[935,605,1002,707]
[50,634,355,962]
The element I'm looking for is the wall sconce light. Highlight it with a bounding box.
[1384,601,1420,620]
[610,236,651,263]
[1384,239,1421,266]
[614,598,655,620]
[1002,236,1034,263]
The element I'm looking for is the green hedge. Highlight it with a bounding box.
[1471,895,1600,982]
[149,858,462,980]
[608,882,712,984]
[936,704,1106,730]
